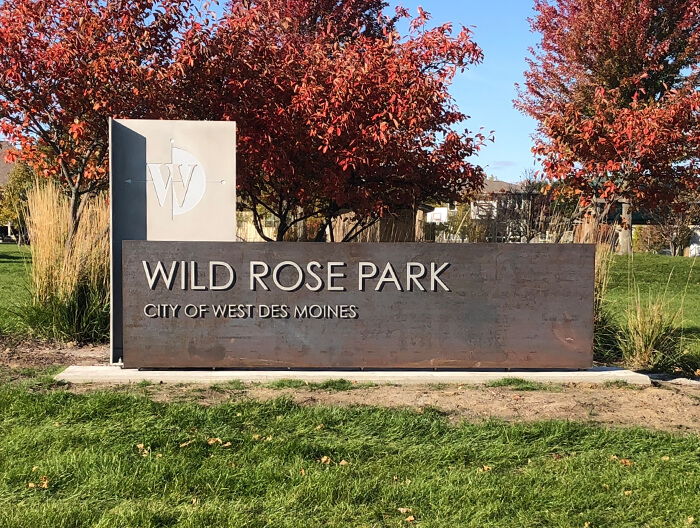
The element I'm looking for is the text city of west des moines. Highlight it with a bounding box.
[139,259,451,320]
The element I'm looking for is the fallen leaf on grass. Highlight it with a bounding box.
[610,455,618,460]
[405,515,415,522]
[27,482,35,488]
[398,508,412,514]
[222,442,231,448]
[687,517,695,526]
[620,459,633,466]
[624,490,632,496]
[54,422,60,427]
[301,468,306,476]
[479,465,492,472]
[252,434,261,440]
[207,437,222,445]
[315,424,324,430]
[179,440,194,448]
[39,476,49,489]
[662,456,670,461]
[156,454,163,459]
[31,466,38,472]
[339,460,350,466]
[319,456,332,465]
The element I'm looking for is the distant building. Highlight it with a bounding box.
[470,180,522,221]
[688,227,700,257]
[0,141,16,241]
[0,141,13,186]
[426,206,449,224]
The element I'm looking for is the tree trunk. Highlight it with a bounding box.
[581,207,596,243]
[65,188,83,251]
[618,201,633,255]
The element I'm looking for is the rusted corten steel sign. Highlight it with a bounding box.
[122,242,594,369]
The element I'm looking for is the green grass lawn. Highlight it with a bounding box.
[607,254,700,327]
[0,253,699,527]
[0,374,699,528]
[0,243,30,334]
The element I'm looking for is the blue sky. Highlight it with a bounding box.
[204,1,542,183]
[389,1,541,183]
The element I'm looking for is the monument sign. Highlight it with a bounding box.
[111,119,594,370]
[122,242,594,369]
[109,119,237,364]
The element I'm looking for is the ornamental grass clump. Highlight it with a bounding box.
[23,183,109,343]
[618,267,700,373]
[594,244,622,363]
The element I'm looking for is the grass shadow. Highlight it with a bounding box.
[485,378,561,392]
[0,253,30,263]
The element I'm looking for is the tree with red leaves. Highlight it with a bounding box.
[186,1,487,241]
[516,0,700,251]
[0,0,487,243]
[0,0,207,240]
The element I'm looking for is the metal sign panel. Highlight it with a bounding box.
[109,119,237,364]
[122,242,594,369]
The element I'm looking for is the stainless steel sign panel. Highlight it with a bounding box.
[122,242,594,369]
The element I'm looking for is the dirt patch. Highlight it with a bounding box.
[0,337,108,367]
[3,343,699,433]
[66,380,700,434]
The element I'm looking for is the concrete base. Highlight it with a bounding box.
[55,366,652,386]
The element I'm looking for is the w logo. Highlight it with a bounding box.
[146,147,206,217]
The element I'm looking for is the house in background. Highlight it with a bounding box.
[690,227,700,257]
[469,179,523,222]
[0,141,16,241]
[426,179,541,243]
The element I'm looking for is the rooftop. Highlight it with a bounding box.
[480,179,522,194]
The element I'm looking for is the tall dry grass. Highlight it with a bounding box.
[594,244,621,362]
[23,183,109,342]
[618,260,699,373]
[618,285,685,371]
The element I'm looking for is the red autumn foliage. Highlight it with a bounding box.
[516,0,700,209]
[184,0,488,240]
[0,0,488,242]
[0,0,206,233]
